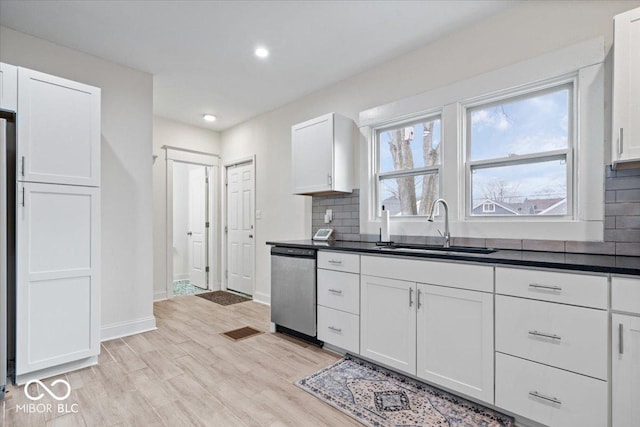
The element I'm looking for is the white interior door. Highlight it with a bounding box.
[226,162,254,296]
[188,165,207,289]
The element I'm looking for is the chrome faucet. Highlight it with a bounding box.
[427,198,450,248]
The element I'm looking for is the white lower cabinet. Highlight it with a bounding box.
[318,306,359,354]
[612,313,640,427]
[416,284,494,403]
[496,353,607,427]
[16,182,100,379]
[360,275,416,374]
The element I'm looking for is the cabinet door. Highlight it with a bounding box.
[612,314,640,427]
[292,113,333,194]
[417,284,494,403]
[0,63,18,112]
[17,67,100,186]
[16,182,100,376]
[360,275,416,374]
[612,7,640,165]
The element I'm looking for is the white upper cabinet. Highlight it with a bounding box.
[291,112,354,195]
[612,7,640,168]
[17,67,100,186]
[0,63,18,112]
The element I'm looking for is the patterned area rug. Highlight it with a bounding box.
[297,355,514,427]
[196,290,251,306]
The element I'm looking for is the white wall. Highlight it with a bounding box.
[153,116,220,300]
[0,25,156,338]
[221,0,640,304]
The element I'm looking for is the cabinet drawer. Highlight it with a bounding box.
[318,251,359,273]
[496,295,607,380]
[318,269,359,314]
[361,256,492,293]
[318,306,359,354]
[612,276,640,314]
[495,353,607,427]
[495,267,607,309]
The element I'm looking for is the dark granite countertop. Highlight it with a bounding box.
[266,240,640,276]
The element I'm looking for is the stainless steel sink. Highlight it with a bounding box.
[377,243,496,254]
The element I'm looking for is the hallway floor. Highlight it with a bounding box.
[2,296,359,426]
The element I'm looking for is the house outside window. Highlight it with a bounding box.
[376,116,441,217]
[466,83,573,218]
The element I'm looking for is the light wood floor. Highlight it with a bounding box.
[2,296,362,427]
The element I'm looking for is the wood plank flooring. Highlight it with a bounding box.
[1,296,361,427]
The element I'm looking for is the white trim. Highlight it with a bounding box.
[164,147,220,299]
[252,291,270,306]
[154,291,168,301]
[359,38,605,242]
[15,356,98,385]
[100,316,157,341]
[222,156,256,296]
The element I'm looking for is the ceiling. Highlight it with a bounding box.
[0,1,516,131]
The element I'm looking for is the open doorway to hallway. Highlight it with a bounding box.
[172,162,210,296]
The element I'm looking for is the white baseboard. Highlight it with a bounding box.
[101,316,157,341]
[154,290,168,301]
[253,291,270,305]
[15,356,98,385]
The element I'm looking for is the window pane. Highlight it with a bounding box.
[379,117,441,173]
[469,87,570,161]
[380,173,439,216]
[471,159,567,216]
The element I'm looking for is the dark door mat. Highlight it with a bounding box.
[196,290,251,306]
[222,326,263,341]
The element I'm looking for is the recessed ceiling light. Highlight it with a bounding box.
[255,47,269,58]
[203,114,216,122]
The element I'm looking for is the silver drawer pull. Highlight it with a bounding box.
[328,326,342,333]
[528,283,562,292]
[328,260,343,265]
[528,330,562,340]
[529,391,562,405]
[328,288,343,295]
[619,323,624,355]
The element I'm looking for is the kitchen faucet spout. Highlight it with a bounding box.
[427,198,450,248]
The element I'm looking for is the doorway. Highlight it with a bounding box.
[172,162,209,295]
[225,159,255,297]
[164,146,219,299]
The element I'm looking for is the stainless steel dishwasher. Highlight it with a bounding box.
[270,246,318,341]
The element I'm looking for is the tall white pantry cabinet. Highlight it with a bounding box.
[14,67,101,383]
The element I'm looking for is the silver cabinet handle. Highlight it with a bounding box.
[529,391,562,405]
[417,289,422,309]
[328,326,342,333]
[528,283,562,292]
[619,127,624,155]
[328,288,343,295]
[21,156,25,177]
[409,287,414,307]
[21,186,25,207]
[249,234,253,238]
[619,323,624,355]
[187,232,192,236]
[328,260,342,265]
[528,330,562,340]
[328,174,332,186]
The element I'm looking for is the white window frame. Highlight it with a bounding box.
[374,114,442,218]
[463,78,576,220]
[359,38,605,241]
